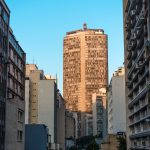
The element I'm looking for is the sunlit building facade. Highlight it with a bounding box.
[63,24,108,112]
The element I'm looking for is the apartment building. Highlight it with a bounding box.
[0,1,10,149]
[123,0,150,149]
[25,124,51,150]
[63,24,108,113]
[65,111,76,149]
[25,64,57,143]
[5,29,26,150]
[57,91,66,150]
[85,113,93,136]
[92,88,107,141]
[108,67,126,134]
[25,64,66,149]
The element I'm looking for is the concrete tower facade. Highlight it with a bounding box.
[123,0,150,149]
[63,24,108,112]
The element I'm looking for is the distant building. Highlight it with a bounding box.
[25,124,51,150]
[92,88,107,141]
[65,111,76,150]
[57,91,66,150]
[108,67,126,134]
[0,1,10,149]
[101,134,120,150]
[85,113,93,136]
[63,24,108,112]
[5,29,26,150]
[65,111,76,139]
[72,111,87,139]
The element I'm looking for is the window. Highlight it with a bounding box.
[17,130,23,141]
[0,5,2,15]
[18,109,24,122]
[3,11,9,24]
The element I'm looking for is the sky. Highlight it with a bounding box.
[5,0,124,92]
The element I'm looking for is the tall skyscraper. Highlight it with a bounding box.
[63,24,108,112]
[123,0,150,149]
[0,1,10,150]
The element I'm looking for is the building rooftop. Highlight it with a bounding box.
[9,28,25,58]
[113,67,125,77]
[66,23,105,36]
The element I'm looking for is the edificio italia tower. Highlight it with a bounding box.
[63,24,108,112]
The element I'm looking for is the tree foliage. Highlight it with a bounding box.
[117,136,126,150]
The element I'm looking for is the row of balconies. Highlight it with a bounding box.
[128,67,148,98]
[127,43,145,78]
[127,62,149,95]
[8,68,24,85]
[126,7,145,47]
[128,83,148,108]
[126,3,144,37]
[127,26,144,57]
[129,98,147,117]
[10,58,24,72]
[129,112,150,127]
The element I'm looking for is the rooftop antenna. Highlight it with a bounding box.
[56,73,58,85]
[33,57,34,64]
[83,23,87,30]
[36,58,38,66]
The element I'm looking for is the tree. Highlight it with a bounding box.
[86,139,99,150]
[117,136,126,150]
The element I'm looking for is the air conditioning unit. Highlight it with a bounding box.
[125,23,128,28]
[145,40,150,47]
[134,141,137,146]
[135,64,140,69]
[140,60,145,65]
[140,11,145,20]
[0,53,3,58]
[136,29,139,35]
[130,10,136,17]
[142,141,146,146]
[131,33,136,40]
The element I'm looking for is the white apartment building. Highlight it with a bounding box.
[108,67,126,134]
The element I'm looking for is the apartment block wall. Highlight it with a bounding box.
[0,1,10,149]
[25,79,29,124]
[5,29,26,150]
[57,92,66,150]
[25,65,59,144]
[108,67,126,134]
[92,89,107,140]
[38,79,57,143]
[123,0,150,149]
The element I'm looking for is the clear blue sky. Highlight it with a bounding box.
[5,0,124,92]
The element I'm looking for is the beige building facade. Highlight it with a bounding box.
[25,64,66,149]
[25,64,57,143]
[63,24,108,112]
[101,134,120,150]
